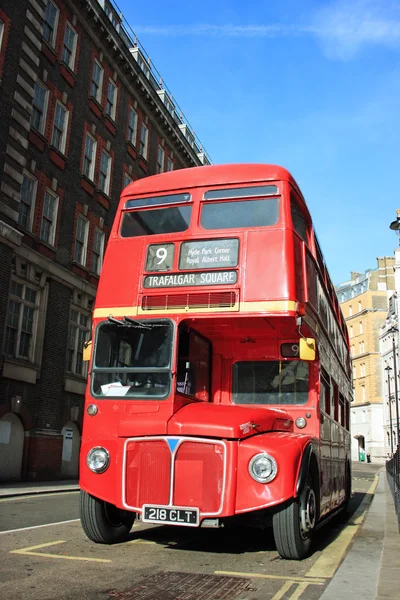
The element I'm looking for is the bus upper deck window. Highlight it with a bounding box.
[201,198,279,231]
[121,193,192,238]
[121,205,192,237]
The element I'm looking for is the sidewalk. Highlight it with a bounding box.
[0,479,79,497]
[320,469,400,600]
[0,471,398,599]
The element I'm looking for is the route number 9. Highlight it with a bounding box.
[156,247,167,265]
[146,243,174,272]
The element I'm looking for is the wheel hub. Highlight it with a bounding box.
[300,488,316,538]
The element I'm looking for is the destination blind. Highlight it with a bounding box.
[144,270,238,288]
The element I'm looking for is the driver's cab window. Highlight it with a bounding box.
[176,325,211,401]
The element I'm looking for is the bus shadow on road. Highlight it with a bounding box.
[125,491,368,557]
[127,524,277,554]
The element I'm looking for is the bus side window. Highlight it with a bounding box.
[290,191,309,245]
[345,400,350,431]
[339,393,345,427]
[320,372,331,415]
[333,382,339,422]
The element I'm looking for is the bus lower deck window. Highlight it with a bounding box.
[232,360,309,405]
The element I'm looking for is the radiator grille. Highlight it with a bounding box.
[141,291,238,311]
[125,440,171,507]
[173,442,224,512]
[124,438,225,514]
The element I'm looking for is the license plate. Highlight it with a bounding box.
[142,505,199,527]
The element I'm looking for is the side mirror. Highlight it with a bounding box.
[83,340,92,362]
[299,337,316,361]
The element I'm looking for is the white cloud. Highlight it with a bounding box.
[310,0,400,59]
[132,0,400,60]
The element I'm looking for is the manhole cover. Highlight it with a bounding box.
[108,571,251,600]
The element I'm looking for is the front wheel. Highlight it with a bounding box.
[272,478,317,560]
[80,490,135,544]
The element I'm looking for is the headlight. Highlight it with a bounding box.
[248,453,278,483]
[295,417,307,429]
[87,447,110,473]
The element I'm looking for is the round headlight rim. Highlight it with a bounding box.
[295,417,307,429]
[86,446,110,474]
[248,452,278,484]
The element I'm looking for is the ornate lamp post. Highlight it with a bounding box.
[385,365,394,454]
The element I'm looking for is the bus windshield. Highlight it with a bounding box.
[91,320,173,399]
[232,360,309,405]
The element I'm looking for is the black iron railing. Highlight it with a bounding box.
[386,446,400,531]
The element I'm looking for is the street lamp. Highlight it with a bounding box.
[385,365,394,454]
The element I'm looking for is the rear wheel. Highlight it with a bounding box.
[272,477,317,560]
[80,490,135,544]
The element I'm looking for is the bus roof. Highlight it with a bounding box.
[121,164,302,200]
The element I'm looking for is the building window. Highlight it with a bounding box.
[92,228,105,275]
[139,122,148,158]
[360,363,366,376]
[105,79,117,120]
[51,101,69,154]
[352,365,356,379]
[74,215,89,266]
[349,305,353,316]
[157,145,165,174]
[90,59,103,103]
[358,301,362,311]
[128,107,137,145]
[359,341,365,354]
[359,321,363,334]
[99,150,111,195]
[43,0,59,47]
[31,82,49,134]
[167,157,174,172]
[40,190,58,245]
[83,133,96,180]
[349,325,353,338]
[61,22,77,70]
[123,172,132,189]
[67,308,90,376]
[361,385,366,402]
[5,279,39,361]
[19,172,37,230]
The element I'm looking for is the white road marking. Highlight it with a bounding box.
[0,519,80,535]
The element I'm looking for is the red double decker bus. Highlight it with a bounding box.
[79,164,352,560]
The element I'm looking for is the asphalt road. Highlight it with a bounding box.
[0,462,383,600]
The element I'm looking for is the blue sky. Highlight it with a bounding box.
[116,0,400,285]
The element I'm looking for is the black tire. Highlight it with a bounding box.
[272,477,317,560]
[80,490,135,544]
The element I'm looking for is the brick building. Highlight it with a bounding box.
[0,0,211,481]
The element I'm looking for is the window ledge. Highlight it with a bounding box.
[80,175,95,196]
[3,358,39,384]
[64,375,87,395]
[72,260,90,273]
[60,62,76,87]
[105,115,116,135]
[49,146,67,169]
[29,129,47,152]
[88,97,103,119]
[127,140,138,159]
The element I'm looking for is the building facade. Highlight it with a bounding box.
[0,0,211,480]
[337,258,395,462]
[379,222,400,457]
